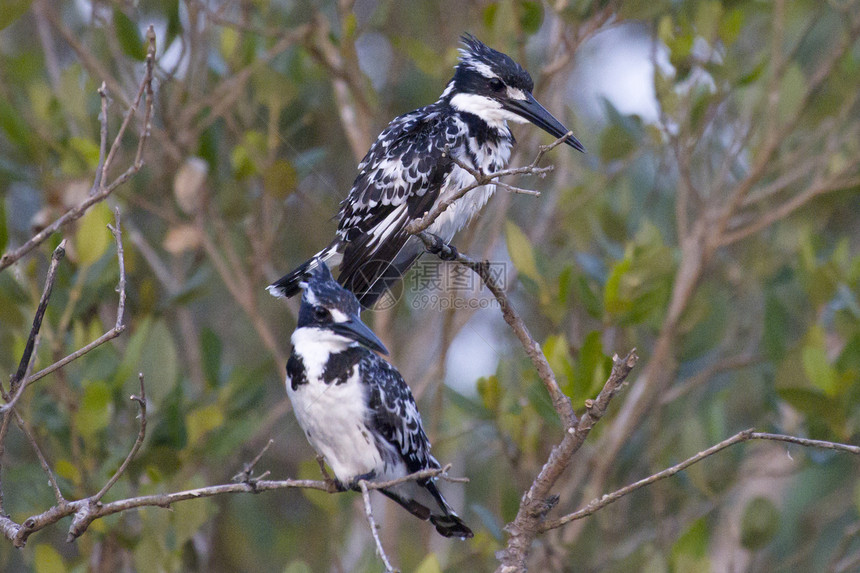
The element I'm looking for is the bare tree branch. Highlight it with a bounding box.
[0,455,464,549]
[359,480,397,573]
[7,240,66,395]
[0,28,156,272]
[1,210,128,413]
[11,410,65,505]
[540,430,860,532]
[92,373,147,503]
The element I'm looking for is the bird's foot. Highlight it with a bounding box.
[316,455,341,493]
[348,471,377,491]
[425,234,459,261]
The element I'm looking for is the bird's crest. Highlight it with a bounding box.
[298,261,361,316]
[457,34,533,91]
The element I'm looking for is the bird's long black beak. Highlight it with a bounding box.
[502,92,585,152]
[331,315,389,355]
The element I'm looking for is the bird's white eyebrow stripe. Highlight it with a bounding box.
[507,87,527,101]
[330,308,349,322]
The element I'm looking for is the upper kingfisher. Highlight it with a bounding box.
[268,35,584,306]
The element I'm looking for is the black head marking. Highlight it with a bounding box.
[455,34,534,94]
[297,261,361,328]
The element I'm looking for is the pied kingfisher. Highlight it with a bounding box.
[285,262,473,538]
[268,34,583,306]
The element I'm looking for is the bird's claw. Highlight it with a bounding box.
[425,234,459,261]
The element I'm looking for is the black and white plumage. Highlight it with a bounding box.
[285,262,473,538]
[268,34,584,306]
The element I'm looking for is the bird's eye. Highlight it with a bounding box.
[489,78,504,92]
[313,307,330,321]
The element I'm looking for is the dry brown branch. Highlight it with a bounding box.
[92,373,146,503]
[0,28,156,272]
[0,451,464,549]
[359,480,397,573]
[11,410,65,505]
[7,240,66,395]
[406,132,573,235]
[417,237,638,571]
[1,210,129,413]
[233,439,275,484]
[540,430,860,531]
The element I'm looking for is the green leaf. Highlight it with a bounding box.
[802,326,838,396]
[201,327,222,387]
[0,97,32,149]
[574,275,603,317]
[113,8,146,61]
[33,544,65,573]
[543,335,575,395]
[414,554,443,573]
[0,0,32,31]
[719,8,744,45]
[75,201,113,265]
[740,497,779,550]
[518,2,543,35]
[135,319,180,405]
[186,403,225,446]
[671,516,710,573]
[572,331,609,400]
[505,220,540,283]
[694,0,722,43]
[69,136,102,170]
[477,375,501,412]
[74,381,113,438]
[764,294,790,360]
[55,459,82,486]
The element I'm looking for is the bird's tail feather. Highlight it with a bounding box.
[379,481,473,539]
[267,245,340,298]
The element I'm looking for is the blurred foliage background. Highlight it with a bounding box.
[1,0,859,571]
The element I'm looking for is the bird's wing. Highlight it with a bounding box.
[336,106,465,299]
[362,353,437,475]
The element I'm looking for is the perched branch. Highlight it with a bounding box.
[419,237,638,571]
[359,480,397,573]
[417,233,577,429]
[540,430,860,531]
[0,445,464,549]
[0,27,156,272]
[1,209,128,413]
[406,132,573,235]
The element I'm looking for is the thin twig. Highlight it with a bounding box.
[418,233,577,429]
[1,211,128,412]
[359,480,397,573]
[540,429,860,531]
[92,373,146,503]
[11,410,65,505]
[0,28,156,271]
[8,241,67,395]
[233,439,274,484]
